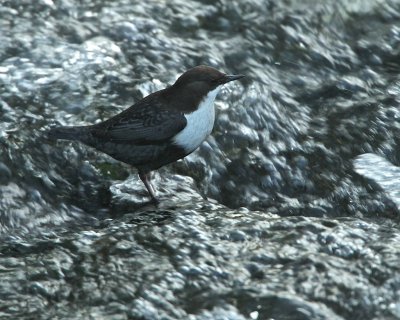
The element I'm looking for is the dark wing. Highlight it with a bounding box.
[90,94,187,144]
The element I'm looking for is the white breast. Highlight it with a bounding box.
[174,86,221,153]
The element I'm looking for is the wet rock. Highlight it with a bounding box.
[0,162,12,185]
[1,0,400,319]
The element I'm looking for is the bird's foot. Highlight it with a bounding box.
[139,172,160,205]
[149,196,160,205]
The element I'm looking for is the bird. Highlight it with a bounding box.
[48,65,244,203]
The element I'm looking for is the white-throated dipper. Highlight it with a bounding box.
[48,65,244,203]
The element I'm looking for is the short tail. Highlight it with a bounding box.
[47,126,89,141]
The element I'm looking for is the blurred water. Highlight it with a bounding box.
[355,153,400,209]
[1,0,400,319]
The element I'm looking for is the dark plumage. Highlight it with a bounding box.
[48,65,244,202]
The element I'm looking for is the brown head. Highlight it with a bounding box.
[163,65,244,113]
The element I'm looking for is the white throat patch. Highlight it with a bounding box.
[173,86,221,153]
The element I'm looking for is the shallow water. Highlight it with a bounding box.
[1,0,400,319]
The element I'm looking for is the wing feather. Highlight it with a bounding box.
[90,94,187,144]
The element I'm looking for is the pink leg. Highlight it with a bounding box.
[139,172,159,203]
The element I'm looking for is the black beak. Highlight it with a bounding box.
[220,74,245,84]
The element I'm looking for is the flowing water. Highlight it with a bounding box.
[1,0,400,319]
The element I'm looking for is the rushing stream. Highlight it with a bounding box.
[1,0,400,319]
